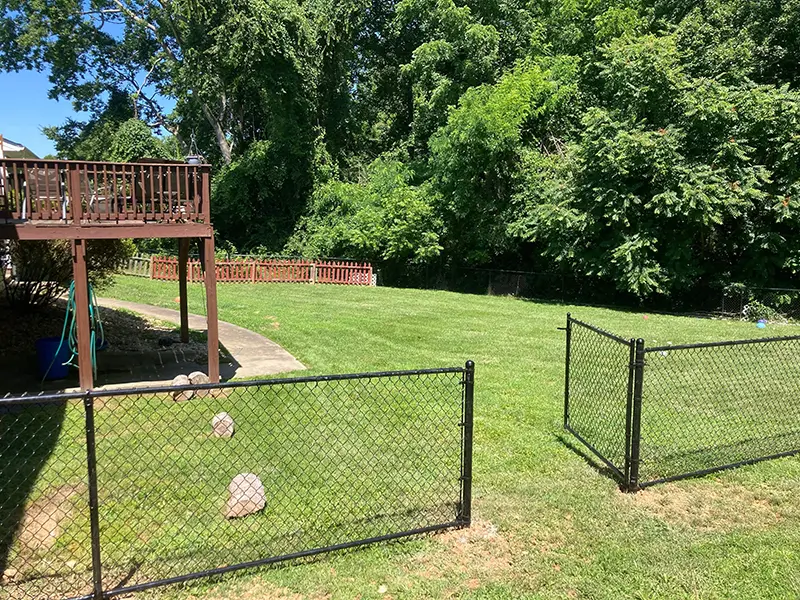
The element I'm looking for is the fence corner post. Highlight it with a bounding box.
[628,338,646,492]
[564,313,572,429]
[83,392,104,599]
[459,360,475,527]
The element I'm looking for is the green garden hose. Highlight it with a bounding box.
[42,280,106,383]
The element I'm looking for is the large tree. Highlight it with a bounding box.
[1,0,367,164]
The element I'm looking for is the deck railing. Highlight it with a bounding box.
[0,159,211,225]
[148,256,375,285]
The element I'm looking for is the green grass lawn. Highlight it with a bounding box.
[6,276,800,599]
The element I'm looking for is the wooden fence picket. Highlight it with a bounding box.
[146,256,373,286]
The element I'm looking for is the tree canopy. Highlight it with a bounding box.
[3,0,799,305]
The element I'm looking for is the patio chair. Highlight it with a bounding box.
[134,160,193,220]
[24,165,68,220]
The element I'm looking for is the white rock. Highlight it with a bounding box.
[212,412,235,438]
[171,374,190,386]
[171,374,194,402]
[225,473,266,518]
[188,371,210,385]
[189,370,211,397]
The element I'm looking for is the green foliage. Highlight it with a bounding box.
[287,158,443,263]
[5,0,800,304]
[86,239,137,289]
[212,139,313,252]
[511,32,800,298]
[42,91,135,161]
[108,119,168,162]
[428,60,579,262]
[742,300,782,322]
[395,0,501,149]
[3,239,134,310]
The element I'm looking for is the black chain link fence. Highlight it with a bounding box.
[0,364,474,600]
[721,286,800,321]
[562,318,634,481]
[563,314,800,490]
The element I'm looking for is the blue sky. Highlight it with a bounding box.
[0,69,87,157]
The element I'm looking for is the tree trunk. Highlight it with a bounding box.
[202,104,233,164]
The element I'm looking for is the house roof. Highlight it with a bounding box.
[0,136,39,159]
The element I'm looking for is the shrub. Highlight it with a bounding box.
[108,119,168,162]
[3,239,135,311]
[742,300,782,322]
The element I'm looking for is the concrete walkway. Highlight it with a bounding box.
[98,298,306,380]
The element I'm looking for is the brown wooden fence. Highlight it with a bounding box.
[143,256,374,286]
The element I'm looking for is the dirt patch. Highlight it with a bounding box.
[619,481,786,532]
[185,583,331,600]
[18,484,84,551]
[435,520,516,573]
[401,519,522,594]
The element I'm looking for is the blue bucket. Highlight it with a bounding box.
[35,336,71,380]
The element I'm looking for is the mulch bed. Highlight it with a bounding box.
[0,296,207,357]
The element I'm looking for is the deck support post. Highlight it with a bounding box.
[203,235,220,383]
[72,239,94,390]
[178,238,190,343]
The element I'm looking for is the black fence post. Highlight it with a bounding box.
[459,360,475,526]
[83,392,104,599]
[563,313,572,428]
[628,338,645,491]
[624,339,636,486]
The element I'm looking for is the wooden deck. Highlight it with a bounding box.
[0,158,219,389]
[0,159,212,240]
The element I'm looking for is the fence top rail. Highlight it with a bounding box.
[151,256,369,265]
[645,333,800,353]
[0,365,467,405]
[463,266,570,277]
[568,316,632,346]
[733,286,800,293]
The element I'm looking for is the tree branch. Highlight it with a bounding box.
[110,0,180,63]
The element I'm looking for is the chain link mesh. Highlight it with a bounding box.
[566,319,633,477]
[565,315,800,489]
[0,368,468,600]
[640,339,800,484]
[721,287,800,321]
[0,397,91,599]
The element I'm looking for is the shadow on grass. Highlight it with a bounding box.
[555,431,626,489]
[0,400,67,576]
[109,503,460,597]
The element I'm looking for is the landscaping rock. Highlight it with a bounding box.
[170,374,194,402]
[188,370,210,385]
[212,412,235,438]
[225,473,265,518]
[188,370,211,397]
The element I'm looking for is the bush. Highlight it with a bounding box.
[212,140,313,252]
[742,300,782,322]
[3,239,135,310]
[108,119,169,162]
[286,158,443,264]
